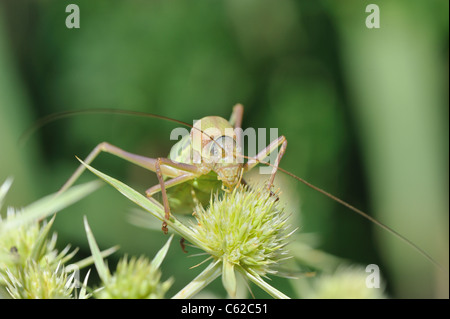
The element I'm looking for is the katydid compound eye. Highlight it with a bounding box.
[209,141,223,158]
[209,143,220,157]
[209,136,235,158]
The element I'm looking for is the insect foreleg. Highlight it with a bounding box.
[244,135,287,189]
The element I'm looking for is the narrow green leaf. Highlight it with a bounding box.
[77,159,203,248]
[1,180,102,231]
[78,269,91,299]
[151,234,173,271]
[77,157,165,220]
[57,246,79,266]
[0,177,13,210]
[222,260,237,298]
[83,216,110,283]
[29,214,56,261]
[242,268,290,299]
[71,246,119,271]
[172,259,222,299]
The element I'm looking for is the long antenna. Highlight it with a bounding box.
[243,154,445,273]
[19,108,226,152]
[19,108,195,145]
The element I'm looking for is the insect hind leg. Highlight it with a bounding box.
[60,141,199,234]
[59,142,159,195]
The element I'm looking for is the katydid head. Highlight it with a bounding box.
[191,116,243,190]
[191,116,236,153]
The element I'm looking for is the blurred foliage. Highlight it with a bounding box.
[0,0,448,298]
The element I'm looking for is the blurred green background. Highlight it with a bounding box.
[0,0,448,298]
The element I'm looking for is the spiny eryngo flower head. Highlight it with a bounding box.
[0,209,76,287]
[190,184,294,277]
[304,267,387,299]
[2,261,75,299]
[0,178,83,287]
[1,209,53,260]
[94,255,173,299]
[1,208,44,263]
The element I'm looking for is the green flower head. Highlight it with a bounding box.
[191,184,293,277]
[304,267,387,299]
[79,160,296,298]
[95,255,173,299]
[2,261,75,299]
